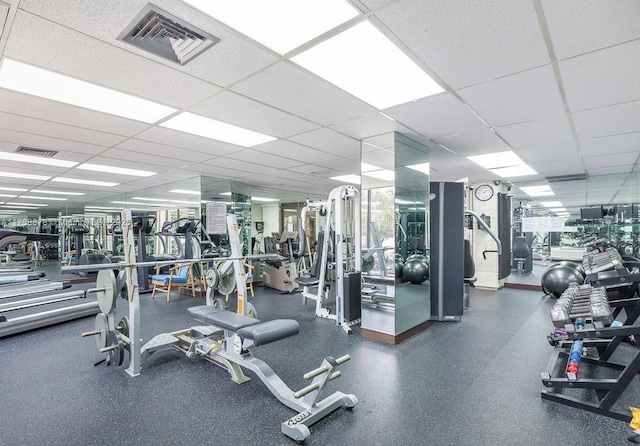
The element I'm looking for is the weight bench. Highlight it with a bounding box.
[139,306,357,441]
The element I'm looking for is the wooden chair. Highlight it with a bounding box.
[245,262,255,298]
[151,263,196,302]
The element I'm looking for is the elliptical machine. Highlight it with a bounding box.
[261,231,299,293]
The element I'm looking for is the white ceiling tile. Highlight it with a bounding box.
[231,62,375,126]
[0,112,128,147]
[206,157,284,178]
[584,151,639,169]
[225,149,306,169]
[4,10,221,109]
[330,112,413,140]
[384,93,486,138]
[254,139,342,164]
[189,91,319,139]
[0,89,150,136]
[18,0,279,88]
[457,65,565,126]
[560,40,640,111]
[311,157,360,174]
[0,4,8,36]
[528,160,585,177]
[573,101,640,139]
[135,127,243,156]
[114,139,214,164]
[579,132,640,157]
[587,165,634,177]
[286,163,355,178]
[542,0,640,59]
[288,128,360,160]
[516,142,580,163]
[497,114,574,148]
[433,129,512,156]
[375,0,550,89]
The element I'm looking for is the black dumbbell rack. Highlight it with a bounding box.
[541,299,640,421]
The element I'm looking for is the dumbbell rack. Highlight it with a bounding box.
[542,295,640,421]
[582,248,640,297]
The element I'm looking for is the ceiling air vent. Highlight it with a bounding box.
[546,173,588,183]
[15,146,58,157]
[118,4,220,66]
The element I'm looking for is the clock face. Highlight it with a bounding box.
[475,184,494,201]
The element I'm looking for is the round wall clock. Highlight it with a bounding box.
[474,184,494,201]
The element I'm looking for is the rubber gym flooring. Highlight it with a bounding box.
[1,283,637,445]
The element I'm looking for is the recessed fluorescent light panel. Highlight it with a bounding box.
[406,163,430,175]
[170,189,200,195]
[330,174,361,184]
[182,0,359,55]
[540,201,563,208]
[0,58,177,123]
[0,194,17,198]
[0,151,77,168]
[0,171,50,181]
[292,21,444,109]
[361,162,382,173]
[491,165,537,178]
[160,112,276,147]
[76,163,156,177]
[0,187,27,192]
[519,185,554,197]
[52,177,119,187]
[220,192,232,196]
[20,195,67,201]
[9,202,47,206]
[32,189,85,196]
[251,197,279,202]
[467,151,524,169]
[363,169,394,181]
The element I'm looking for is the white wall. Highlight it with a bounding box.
[261,204,280,237]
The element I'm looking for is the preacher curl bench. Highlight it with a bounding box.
[138,306,357,441]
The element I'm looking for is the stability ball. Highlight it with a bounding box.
[556,260,585,278]
[541,264,585,298]
[402,258,429,284]
[406,254,428,264]
[395,259,404,278]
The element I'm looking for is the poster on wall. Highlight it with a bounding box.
[206,202,227,234]
[521,216,567,233]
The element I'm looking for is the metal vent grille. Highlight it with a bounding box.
[546,173,588,183]
[118,4,219,66]
[15,146,58,157]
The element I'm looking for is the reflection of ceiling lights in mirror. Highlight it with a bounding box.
[491,165,537,178]
[32,189,85,195]
[0,58,177,123]
[252,197,279,202]
[170,189,200,195]
[110,201,175,207]
[0,151,77,168]
[395,199,418,204]
[76,164,156,177]
[9,202,47,206]
[0,187,27,192]
[540,201,563,207]
[1,205,41,209]
[0,194,17,198]
[329,174,360,184]
[406,162,430,174]
[0,171,50,181]
[20,195,67,201]
[292,21,444,109]
[363,169,394,181]
[467,151,523,169]
[519,185,554,197]
[52,177,119,187]
[160,112,276,147]
[182,0,359,55]
[220,192,232,196]
[361,162,382,172]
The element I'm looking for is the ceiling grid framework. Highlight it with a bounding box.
[0,0,635,216]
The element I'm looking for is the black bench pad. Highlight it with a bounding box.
[188,306,260,332]
[294,276,319,286]
[237,319,299,346]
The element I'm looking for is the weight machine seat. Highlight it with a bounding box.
[294,276,320,287]
[237,319,300,346]
[464,277,477,285]
[188,305,260,332]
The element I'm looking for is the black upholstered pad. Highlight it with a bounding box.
[188,306,260,332]
[294,276,320,286]
[236,319,299,346]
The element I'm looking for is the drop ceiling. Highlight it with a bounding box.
[0,0,637,218]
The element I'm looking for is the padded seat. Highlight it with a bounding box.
[237,319,299,346]
[188,305,260,332]
[294,276,320,287]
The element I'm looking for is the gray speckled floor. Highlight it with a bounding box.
[0,285,637,445]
